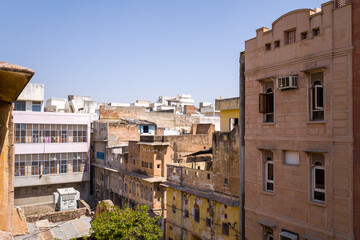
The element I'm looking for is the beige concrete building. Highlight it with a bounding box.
[244,1,353,239]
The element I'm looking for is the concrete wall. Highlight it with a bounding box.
[244,3,353,239]
[17,83,44,102]
[15,182,87,215]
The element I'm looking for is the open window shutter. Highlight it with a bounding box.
[140,125,143,134]
[315,85,324,109]
[148,125,152,134]
[259,93,267,113]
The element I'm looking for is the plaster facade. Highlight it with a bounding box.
[164,127,240,240]
[244,2,354,239]
[215,98,239,132]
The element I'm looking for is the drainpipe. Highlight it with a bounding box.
[239,51,245,240]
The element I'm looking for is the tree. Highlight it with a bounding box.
[87,203,163,240]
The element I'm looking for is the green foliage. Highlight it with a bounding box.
[87,203,163,240]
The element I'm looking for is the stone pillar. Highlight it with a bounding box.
[0,101,14,233]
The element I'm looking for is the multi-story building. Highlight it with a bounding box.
[215,98,239,132]
[92,118,214,230]
[0,61,34,238]
[164,126,239,240]
[13,84,91,214]
[244,1,353,239]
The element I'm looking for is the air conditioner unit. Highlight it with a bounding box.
[276,75,298,90]
[279,231,299,240]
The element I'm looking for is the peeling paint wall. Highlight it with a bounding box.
[166,188,239,240]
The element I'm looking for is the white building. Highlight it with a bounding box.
[13,85,91,214]
[14,83,44,112]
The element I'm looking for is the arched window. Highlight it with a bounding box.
[194,204,200,223]
[264,151,274,192]
[259,83,274,123]
[310,73,324,121]
[311,154,325,202]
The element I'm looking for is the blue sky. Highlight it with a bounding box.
[1,0,325,105]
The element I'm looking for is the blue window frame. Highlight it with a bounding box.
[96,152,104,159]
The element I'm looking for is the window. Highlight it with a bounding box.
[312,28,320,37]
[206,218,211,227]
[229,118,238,131]
[279,231,299,240]
[311,153,325,203]
[285,29,296,44]
[13,124,86,144]
[184,209,189,218]
[194,204,200,223]
[60,159,67,173]
[15,155,25,176]
[96,152,104,159]
[207,173,211,179]
[15,124,26,143]
[61,130,67,143]
[14,101,26,111]
[32,101,41,112]
[223,178,228,187]
[172,205,176,213]
[264,151,274,192]
[259,82,274,123]
[31,156,39,175]
[265,43,271,51]
[274,40,280,48]
[32,130,40,143]
[301,31,308,40]
[157,164,161,169]
[222,223,229,236]
[264,227,273,240]
[143,125,149,133]
[310,73,324,121]
[150,163,153,169]
[284,151,299,165]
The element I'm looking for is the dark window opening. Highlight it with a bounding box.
[222,223,229,236]
[313,28,320,37]
[265,43,271,51]
[301,31,308,40]
[194,204,200,223]
[259,88,274,123]
[206,218,211,227]
[274,40,280,48]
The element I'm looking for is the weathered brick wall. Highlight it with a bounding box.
[26,207,87,223]
[107,123,140,147]
[212,127,239,196]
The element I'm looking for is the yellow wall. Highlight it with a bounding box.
[220,109,239,132]
[166,188,239,240]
